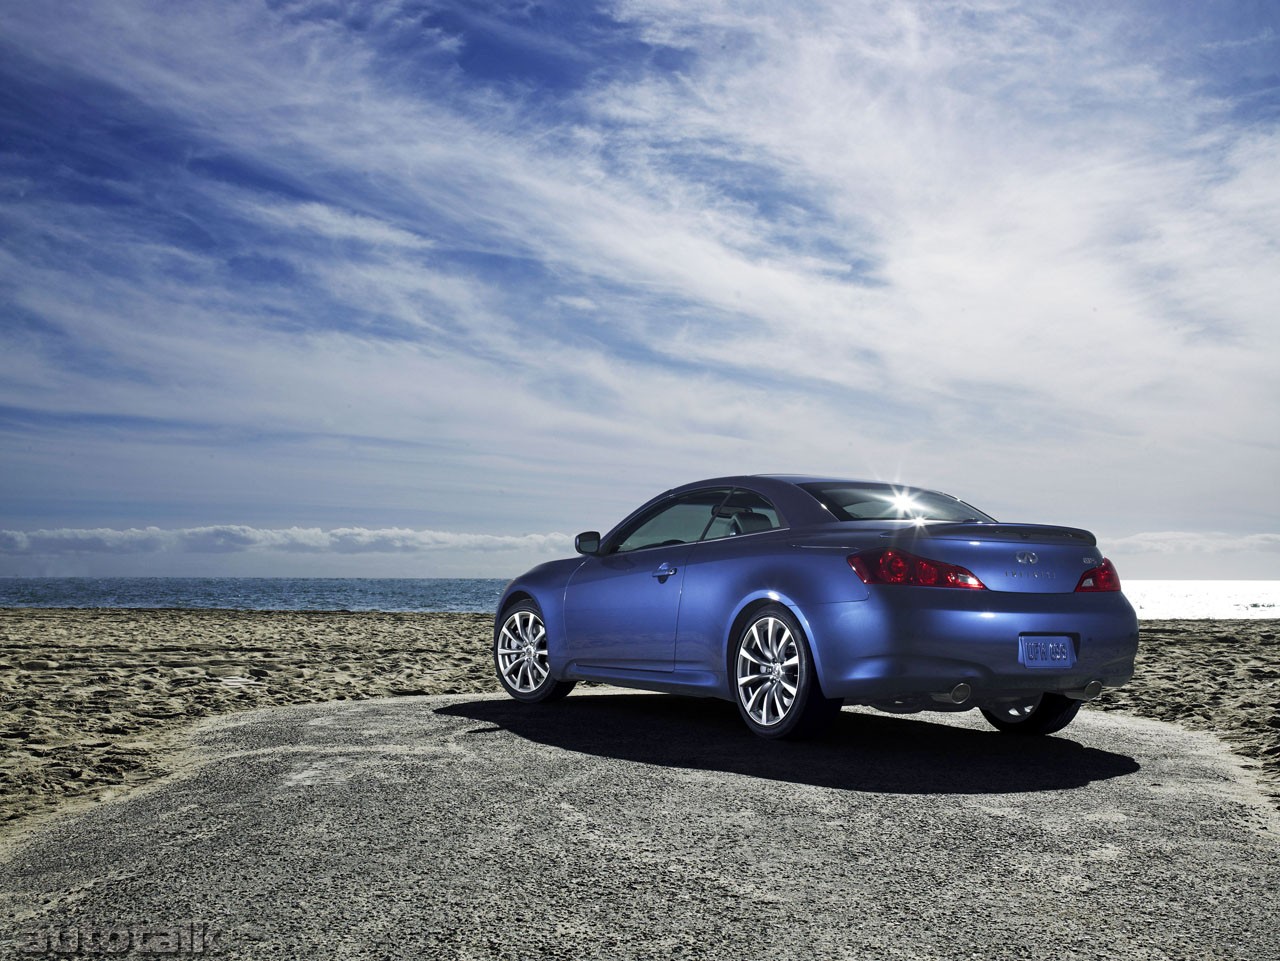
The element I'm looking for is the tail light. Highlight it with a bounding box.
[848,548,986,590]
[1075,558,1121,592]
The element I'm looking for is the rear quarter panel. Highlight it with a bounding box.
[674,533,874,693]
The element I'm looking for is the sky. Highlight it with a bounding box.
[1,0,1277,580]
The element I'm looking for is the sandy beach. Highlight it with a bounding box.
[2,609,1277,829]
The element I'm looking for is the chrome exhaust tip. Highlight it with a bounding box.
[1066,680,1104,701]
[931,682,972,705]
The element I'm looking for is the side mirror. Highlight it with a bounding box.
[574,531,601,555]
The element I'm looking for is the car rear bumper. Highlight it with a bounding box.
[801,588,1139,705]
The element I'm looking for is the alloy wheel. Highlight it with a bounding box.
[496,608,550,694]
[735,615,800,727]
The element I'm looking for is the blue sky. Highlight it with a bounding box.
[1,0,1277,579]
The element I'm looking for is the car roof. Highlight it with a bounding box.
[667,474,907,491]
[656,474,929,529]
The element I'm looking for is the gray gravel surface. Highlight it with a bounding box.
[2,689,1279,961]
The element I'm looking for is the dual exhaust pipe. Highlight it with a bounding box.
[931,678,1104,706]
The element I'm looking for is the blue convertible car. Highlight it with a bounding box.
[494,475,1138,739]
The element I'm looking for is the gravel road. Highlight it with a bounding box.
[3,690,1278,960]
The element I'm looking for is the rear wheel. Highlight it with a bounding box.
[733,605,841,739]
[495,602,576,703]
[980,693,1081,735]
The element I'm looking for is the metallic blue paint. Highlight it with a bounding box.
[496,476,1139,722]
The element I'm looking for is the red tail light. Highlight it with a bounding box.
[1075,558,1121,592]
[848,548,986,590]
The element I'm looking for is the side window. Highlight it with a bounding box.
[701,489,784,540]
[612,489,731,553]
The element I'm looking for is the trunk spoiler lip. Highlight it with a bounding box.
[891,521,1098,546]
[786,521,1100,549]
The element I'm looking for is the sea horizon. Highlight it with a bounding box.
[1,576,1278,619]
[0,576,509,614]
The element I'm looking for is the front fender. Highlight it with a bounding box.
[497,556,585,678]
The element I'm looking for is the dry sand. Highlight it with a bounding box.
[2,609,1277,829]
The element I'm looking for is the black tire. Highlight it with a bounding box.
[732,604,841,739]
[494,601,576,704]
[980,693,1082,735]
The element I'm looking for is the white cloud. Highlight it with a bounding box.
[243,199,436,250]
[549,295,599,312]
[1,0,1277,577]
[0,527,572,556]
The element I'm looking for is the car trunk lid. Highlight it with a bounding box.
[888,522,1106,594]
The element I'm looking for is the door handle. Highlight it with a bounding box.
[651,565,678,579]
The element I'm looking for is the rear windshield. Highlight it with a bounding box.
[799,483,995,523]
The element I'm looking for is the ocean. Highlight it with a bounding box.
[0,578,510,613]
[0,577,1277,619]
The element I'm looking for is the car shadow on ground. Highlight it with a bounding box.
[435,693,1140,796]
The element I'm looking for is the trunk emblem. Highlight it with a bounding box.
[1015,551,1038,564]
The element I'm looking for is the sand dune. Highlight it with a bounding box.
[1,609,1276,828]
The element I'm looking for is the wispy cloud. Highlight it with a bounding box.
[0,1,1277,576]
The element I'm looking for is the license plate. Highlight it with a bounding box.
[1018,635,1076,669]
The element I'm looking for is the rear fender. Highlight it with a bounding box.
[723,591,833,699]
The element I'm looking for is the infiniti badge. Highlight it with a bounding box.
[1015,551,1038,565]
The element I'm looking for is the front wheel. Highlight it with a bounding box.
[733,605,841,739]
[979,693,1081,735]
[495,602,576,703]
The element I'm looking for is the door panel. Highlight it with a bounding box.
[562,487,731,673]
[563,545,694,672]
